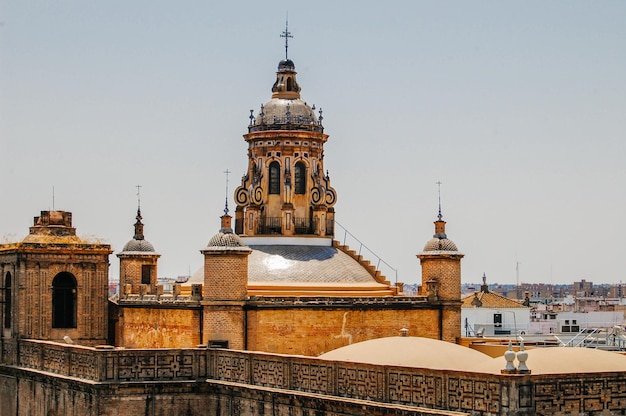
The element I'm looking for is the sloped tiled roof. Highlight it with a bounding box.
[462,291,527,308]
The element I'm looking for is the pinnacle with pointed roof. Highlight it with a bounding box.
[133,208,144,240]
[433,181,447,238]
[121,204,155,253]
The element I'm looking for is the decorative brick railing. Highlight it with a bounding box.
[208,349,503,413]
[206,349,626,414]
[6,340,626,414]
[0,338,17,365]
[12,340,208,382]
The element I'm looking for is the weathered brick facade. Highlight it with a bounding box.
[0,211,111,345]
[202,304,246,349]
[246,301,442,355]
[117,306,201,348]
[118,254,159,295]
[420,256,462,302]
[202,250,249,301]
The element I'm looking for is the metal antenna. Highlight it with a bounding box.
[52,186,55,211]
[280,13,292,60]
[436,181,443,221]
[223,169,231,215]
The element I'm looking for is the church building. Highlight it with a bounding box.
[107,52,465,355]
[0,47,465,357]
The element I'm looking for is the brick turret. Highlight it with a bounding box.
[200,209,251,349]
[0,210,111,345]
[117,207,160,295]
[417,206,464,343]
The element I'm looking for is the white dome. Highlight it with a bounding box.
[468,346,626,375]
[319,336,492,372]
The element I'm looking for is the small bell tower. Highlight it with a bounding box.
[117,187,160,296]
[201,197,251,349]
[417,183,464,342]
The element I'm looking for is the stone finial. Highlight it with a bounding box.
[517,341,530,374]
[502,340,517,374]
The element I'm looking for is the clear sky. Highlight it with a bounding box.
[1,1,625,286]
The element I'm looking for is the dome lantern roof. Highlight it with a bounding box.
[120,192,156,253]
[205,199,248,250]
[247,23,323,134]
[420,183,460,253]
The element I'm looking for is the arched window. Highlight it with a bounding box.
[294,162,306,194]
[52,272,77,328]
[269,161,280,194]
[4,272,10,329]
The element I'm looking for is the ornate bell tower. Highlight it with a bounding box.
[234,25,337,238]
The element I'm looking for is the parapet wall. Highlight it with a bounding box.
[2,339,626,415]
[5,339,207,383]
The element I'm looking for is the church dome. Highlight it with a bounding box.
[260,98,318,125]
[420,215,460,252]
[278,59,295,71]
[423,237,458,252]
[205,213,249,250]
[248,58,323,133]
[122,238,155,252]
[119,207,157,253]
[207,231,245,248]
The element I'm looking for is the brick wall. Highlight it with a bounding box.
[0,249,110,345]
[118,254,159,294]
[441,304,461,343]
[246,307,442,356]
[202,251,249,301]
[420,256,462,301]
[119,307,201,348]
[202,305,246,349]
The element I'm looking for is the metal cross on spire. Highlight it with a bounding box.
[223,169,231,215]
[136,184,142,211]
[133,184,144,240]
[436,181,443,221]
[280,14,292,60]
